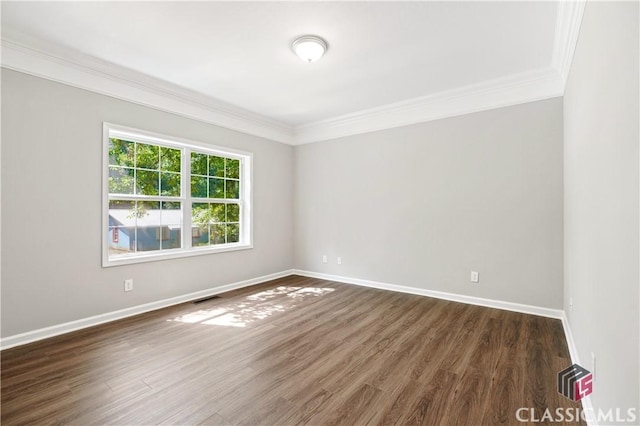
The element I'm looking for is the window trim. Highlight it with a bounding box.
[102,122,253,267]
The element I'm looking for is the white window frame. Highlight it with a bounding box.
[102,123,253,267]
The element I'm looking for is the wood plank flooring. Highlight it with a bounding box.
[1,275,584,425]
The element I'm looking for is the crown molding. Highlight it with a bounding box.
[2,8,573,147]
[1,37,294,144]
[551,0,587,88]
[292,67,564,144]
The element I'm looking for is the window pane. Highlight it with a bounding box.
[191,152,208,175]
[136,143,159,170]
[211,224,226,245]
[210,203,225,223]
[192,202,211,226]
[109,199,136,211]
[225,180,240,199]
[226,203,240,222]
[136,170,160,196]
[226,158,240,179]
[162,201,181,209]
[137,227,161,251]
[191,176,208,198]
[227,224,240,243]
[209,178,224,198]
[108,226,133,256]
[109,167,134,194]
[209,156,225,177]
[192,225,209,247]
[160,201,181,250]
[108,200,136,256]
[135,201,159,221]
[160,147,181,172]
[133,201,160,252]
[160,172,181,197]
[109,139,134,167]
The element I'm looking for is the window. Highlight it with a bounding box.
[103,123,252,266]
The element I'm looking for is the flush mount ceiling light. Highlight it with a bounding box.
[291,35,328,63]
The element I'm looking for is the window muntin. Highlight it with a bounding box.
[108,200,183,257]
[192,202,241,246]
[108,140,182,197]
[103,124,252,267]
[189,152,241,248]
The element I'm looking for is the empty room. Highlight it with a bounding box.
[1,1,638,425]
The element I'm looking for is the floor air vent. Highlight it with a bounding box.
[193,295,220,304]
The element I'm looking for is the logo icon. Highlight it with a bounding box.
[558,364,593,401]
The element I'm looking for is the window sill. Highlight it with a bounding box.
[102,243,253,267]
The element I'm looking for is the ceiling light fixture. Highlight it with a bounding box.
[291,35,328,63]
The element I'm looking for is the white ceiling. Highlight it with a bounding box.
[1,1,580,144]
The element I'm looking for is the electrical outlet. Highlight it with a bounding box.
[337,257,342,265]
[124,279,133,292]
[569,297,573,311]
[322,255,328,264]
[470,271,479,283]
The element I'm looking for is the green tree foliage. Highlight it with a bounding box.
[226,158,240,179]
[108,138,181,196]
[209,156,225,177]
[192,202,227,227]
[189,153,241,200]
[109,139,241,246]
[109,138,135,167]
[191,202,241,244]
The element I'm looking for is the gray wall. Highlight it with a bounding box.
[564,1,639,416]
[1,69,294,337]
[294,98,564,309]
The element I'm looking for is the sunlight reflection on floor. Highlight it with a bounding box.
[168,286,335,327]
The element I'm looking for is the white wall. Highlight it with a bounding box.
[3,15,638,420]
[564,1,639,417]
[0,69,294,338]
[294,98,564,309]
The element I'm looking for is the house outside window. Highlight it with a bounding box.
[103,123,252,267]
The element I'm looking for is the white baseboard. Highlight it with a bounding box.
[0,269,294,350]
[292,269,564,319]
[561,312,597,426]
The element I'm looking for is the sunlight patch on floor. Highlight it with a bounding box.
[201,313,248,327]
[168,286,335,327]
[246,286,301,301]
[171,308,227,324]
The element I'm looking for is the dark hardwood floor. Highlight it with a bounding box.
[1,275,584,425]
